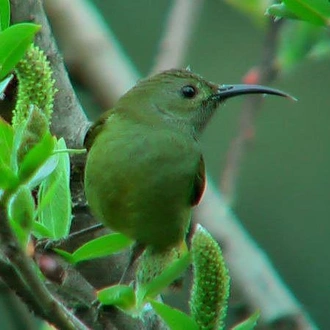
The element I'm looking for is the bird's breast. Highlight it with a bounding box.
[84,119,201,248]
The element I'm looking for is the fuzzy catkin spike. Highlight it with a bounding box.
[190,224,230,330]
[12,44,56,129]
[136,244,185,287]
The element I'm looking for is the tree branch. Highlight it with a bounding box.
[219,20,283,205]
[0,204,88,330]
[0,255,46,319]
[44,0,140,109]
[10,0,89,148]
[195,179,318,329]
[150,0,204,74]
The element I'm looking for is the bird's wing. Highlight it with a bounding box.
[190,155,206,206]
[84,111,113,150]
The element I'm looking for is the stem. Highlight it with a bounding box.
[150,0,204,73]
[220,20,283,205]
[0,202,89,330]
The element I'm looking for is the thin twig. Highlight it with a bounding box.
[219,20,283,205]
[0,205,89,330]
[40,223,105,250]
[150,0,204,74]
[0,255,46,319]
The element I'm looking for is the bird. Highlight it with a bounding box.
[84,69,292,254]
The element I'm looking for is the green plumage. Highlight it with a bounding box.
[84,69,291,251]
[85,115,200,250]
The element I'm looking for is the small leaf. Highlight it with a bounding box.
[28,154,59,188]
[32,221,53,238]
[53,248,74,263]
[277,21,323,72]
[0,0,10,31]
[137,252,190,302]
[0,116,13,167]
[18,132,55,183]
[9,185,35,229]
[266,3,300,20]
[97,285,136,310]
[37,138,71,239]
[283,0,330,26]
[0,73,13,96]
[71,233,133,263]
[232,311,260,330]
[150,300,199,330]
[10,219,29,248]
[8,186,35,245]
[0,164,18,190]
[0,23,41,80]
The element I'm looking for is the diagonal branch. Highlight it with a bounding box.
[44,0,140,110]
[195,179,318,329]
[0,254,46,319]
[220,20,283,205]
[0,203,88,330]
[150,0,204,74]
[10,0,89,148]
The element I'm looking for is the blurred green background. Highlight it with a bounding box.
[87,1,330,328]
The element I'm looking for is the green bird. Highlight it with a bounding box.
[84,69,292,253]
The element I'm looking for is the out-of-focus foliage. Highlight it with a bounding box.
[267,0,330,26]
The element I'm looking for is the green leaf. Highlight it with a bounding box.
[53,248,74,263]
[137,252,190,303]
[37,138,71,240]
[266,3,300,20]
[0,0,10,31]
[10,219,30,248]
[232,311,260,330]
[0,164,18,190]
[0,116,13,167]
[18,132,55,183]
[27,154,59,188]
[277,21,323,72]
[8,186,35,245]
[71,233,133,263]
[150,300,199,330]
[283,0,330,26]
[0,73,12,95]
[9,185,35,229]
[32,221,53,238]
[0,119,18,191]
[0,23,41,80]
[97,285,136,310]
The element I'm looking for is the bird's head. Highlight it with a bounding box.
[115,69,294,134]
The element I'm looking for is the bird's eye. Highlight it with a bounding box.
[181,85,197,99]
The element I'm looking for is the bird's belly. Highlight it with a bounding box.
[85,126,200,249]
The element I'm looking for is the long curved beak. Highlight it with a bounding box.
[214,84,296,101]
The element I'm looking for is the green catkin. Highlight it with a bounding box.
[136,245,184,286]
[190,225,230,330]
[12,44,56,161]
[12,44,56,129]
